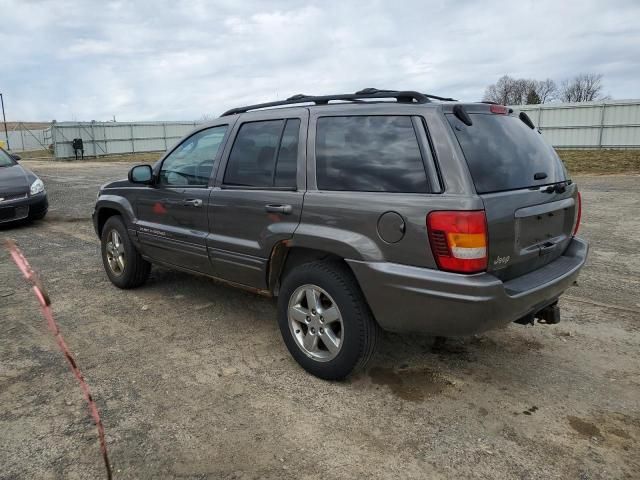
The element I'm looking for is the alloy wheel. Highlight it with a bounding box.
[105,229,126,276]
[288,284,344,362]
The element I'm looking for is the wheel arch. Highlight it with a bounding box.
[267,244,354,297]
[95,197,135,236]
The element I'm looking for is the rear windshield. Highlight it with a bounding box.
[446,113,567,194]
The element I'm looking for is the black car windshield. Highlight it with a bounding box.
[0,148,15,167]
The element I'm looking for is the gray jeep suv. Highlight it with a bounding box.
[93,89,588,380]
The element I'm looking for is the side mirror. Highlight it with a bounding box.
[11,153,21,161]
[128,164,153,184]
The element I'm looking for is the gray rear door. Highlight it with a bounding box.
[446,110,578,280]
[208,108,308,288]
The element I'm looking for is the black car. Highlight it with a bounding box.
[0,147,48,224]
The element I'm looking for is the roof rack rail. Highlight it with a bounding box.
[220,88,456,116]
[354,88,457,102]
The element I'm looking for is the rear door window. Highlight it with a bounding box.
[224,119,300,188]
[315,116,430,193]
[446,113,567,194]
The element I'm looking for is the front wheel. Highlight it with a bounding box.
[101,216,150,289]
[277,261,379,380]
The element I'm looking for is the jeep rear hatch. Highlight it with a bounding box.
[446,106,580,281]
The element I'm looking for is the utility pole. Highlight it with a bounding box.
[0,93,9,150]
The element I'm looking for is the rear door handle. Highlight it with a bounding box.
[183,199,203,207]
[265,204,292,214]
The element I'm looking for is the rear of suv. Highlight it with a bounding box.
[93,89,588,380]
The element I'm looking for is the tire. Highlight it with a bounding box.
[277,261,379,380]
[101,216,150,289]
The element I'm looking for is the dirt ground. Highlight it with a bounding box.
[1,160,639,479]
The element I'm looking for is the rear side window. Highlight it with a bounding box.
[446,113,567,194]
[315,116,429,193]
[224,119,300,188]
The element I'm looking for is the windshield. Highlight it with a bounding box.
[0,148,15,167]
[446,113,567,194]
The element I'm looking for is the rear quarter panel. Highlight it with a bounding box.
[297,104,481,267]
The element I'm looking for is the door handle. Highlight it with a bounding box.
[183,199,203,207]
[265,204,292,214]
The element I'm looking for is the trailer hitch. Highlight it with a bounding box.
[514,302,561,325]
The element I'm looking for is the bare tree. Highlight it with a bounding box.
[483,75,525,105]
[535,79,557,103]
[512,78,535,105]
[483,76,555,105]
[559,73,604,102]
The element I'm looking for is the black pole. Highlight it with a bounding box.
[0,93,9,150]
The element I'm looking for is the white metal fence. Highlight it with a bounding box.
[510,99,640,149]
[3,124,50,152]
[8,99,640,158]
[50,121,199,159]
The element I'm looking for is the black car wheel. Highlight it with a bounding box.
[277,261,379,380]
[101,216,150,289]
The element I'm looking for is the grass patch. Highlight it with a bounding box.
[558,149,640,175]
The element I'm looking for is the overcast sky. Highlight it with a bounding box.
[1,0,639,121]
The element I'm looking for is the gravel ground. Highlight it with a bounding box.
[1,160,639,479]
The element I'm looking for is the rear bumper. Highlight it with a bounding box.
[347,237,589,336]
[0,192,48,224]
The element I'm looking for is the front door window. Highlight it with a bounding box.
[160,126,227,186]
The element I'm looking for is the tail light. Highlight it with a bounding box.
[490,104,508,115]
[427,211,488,274]
[572,191,582,236]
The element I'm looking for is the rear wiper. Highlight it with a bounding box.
[453,104,472,126]
[519,111,535,129]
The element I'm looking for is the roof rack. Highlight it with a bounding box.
[220,88,457,116]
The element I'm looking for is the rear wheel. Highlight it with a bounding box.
[101,216,150,289]
[277,261,379,380]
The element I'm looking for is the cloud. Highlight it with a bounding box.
[1,0,638,120]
